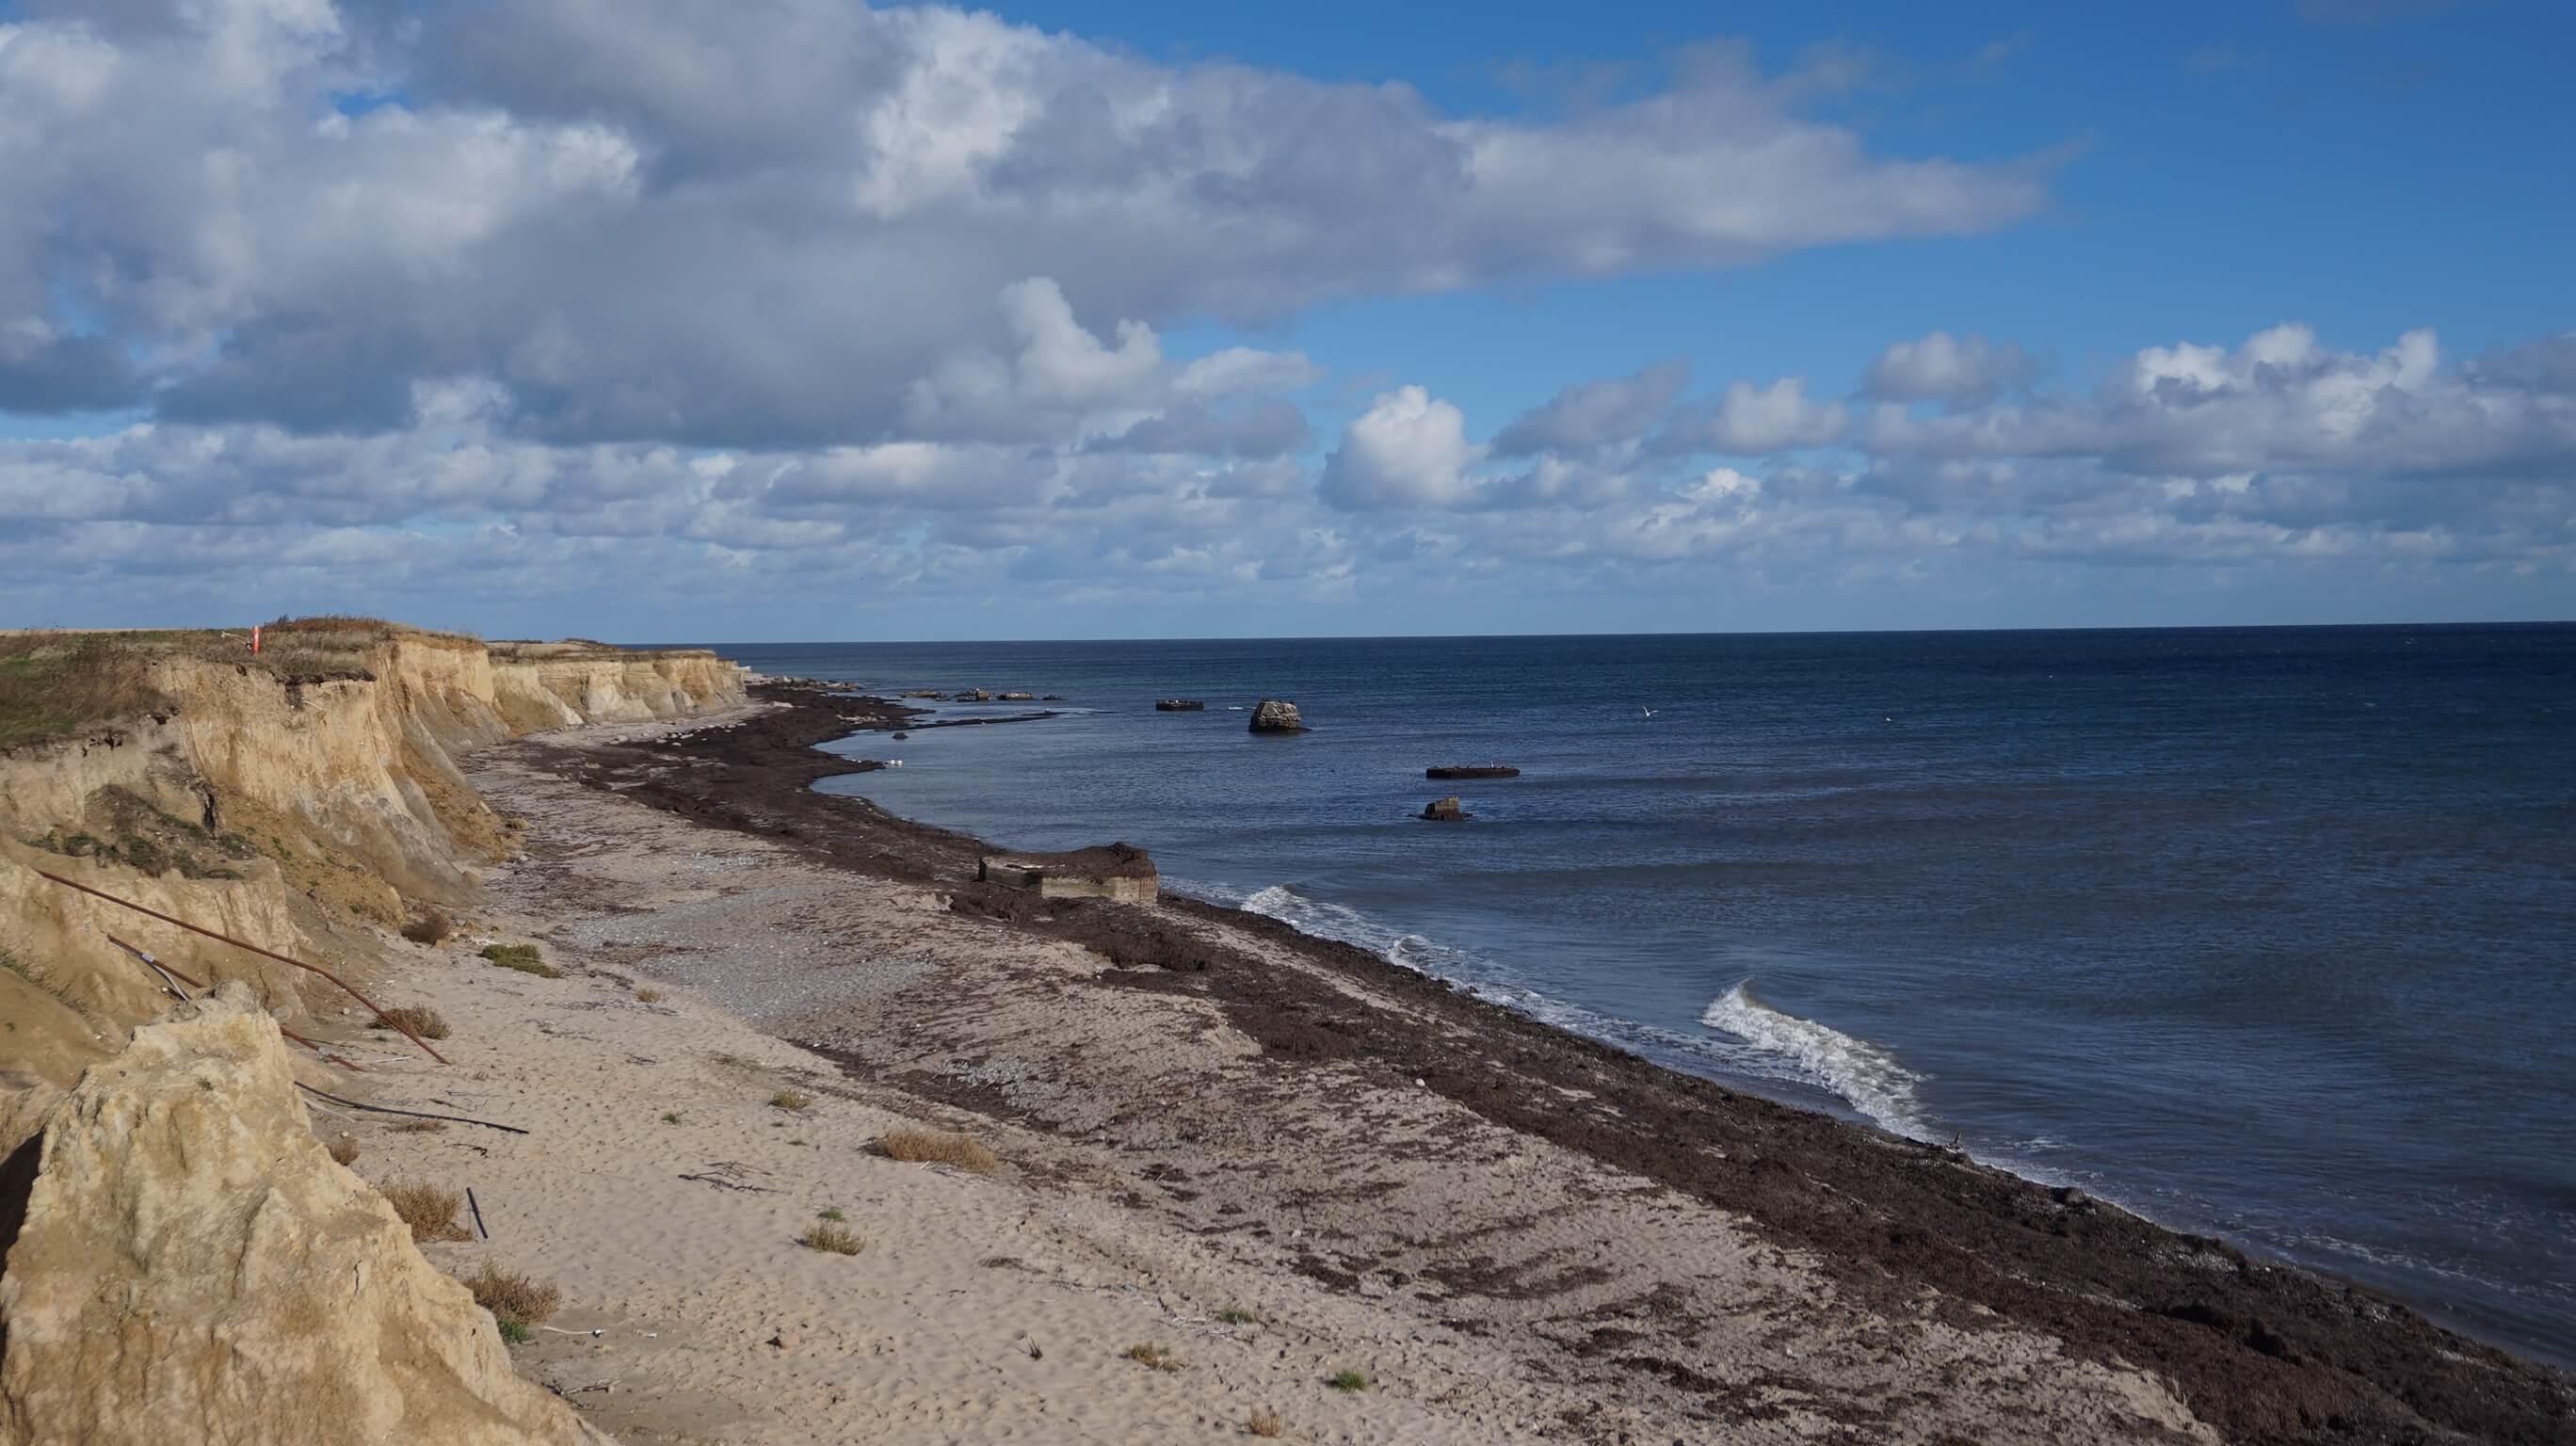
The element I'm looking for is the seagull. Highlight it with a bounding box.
[1641,707,1657,719]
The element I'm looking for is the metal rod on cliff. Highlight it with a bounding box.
[103,933,363,1072]
[36,870,449,1065]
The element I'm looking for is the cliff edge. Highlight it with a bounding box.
[0,986,609,1445]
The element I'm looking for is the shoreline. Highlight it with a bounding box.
[495,680,2568,1443]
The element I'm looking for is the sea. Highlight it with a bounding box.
[707,626,2576,1367]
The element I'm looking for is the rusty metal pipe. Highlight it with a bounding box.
[38,870,447,1065]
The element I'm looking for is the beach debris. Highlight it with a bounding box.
[979,844,1159,904]
[1153,698,1206,711]
[466,1187,491,1240]
[1421,796,1471,822]
[1426,764,1520,779]
[1248,699,1307,732]
[679,1161,779,1194]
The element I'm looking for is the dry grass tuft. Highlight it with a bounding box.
[876,1125,998,1174]
[400,909,454,945]
[373,1004,451,1040]
[634,987,665,1004]
[1124,1342,1183,1374]
[768,1089,812,1112]
[381,1181,469,1242]
[800,1220,866,1256]
[326,1133,361,1166]
[1247,1406,1285,1438]
[462,1261,561,1326]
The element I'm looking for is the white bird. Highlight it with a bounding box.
[1641,707,1657,719]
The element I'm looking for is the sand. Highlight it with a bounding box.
[281,708,2228,1446]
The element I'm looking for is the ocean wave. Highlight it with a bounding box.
[1699,982,1929,1139]
[1209,882,1935,1137]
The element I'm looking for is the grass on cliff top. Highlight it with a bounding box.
[463,1262,561,1326]
[0,619,477,749]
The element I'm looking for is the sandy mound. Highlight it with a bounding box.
[0,986,607,1446]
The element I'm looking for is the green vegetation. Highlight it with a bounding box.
[660,1111,684,1125]
[769,1089,812,1112]
[816,1207,845,1222]
[1124,1342,1183,1374]
[1216,1308,1261,1326]
[1327,1370,1369,1392]
[478,943,560,978]
[496,1319,535,1345]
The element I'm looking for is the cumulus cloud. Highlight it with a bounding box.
[1659,377,1849,453]
[1864,331,2035,403]
[1318,387,1486,510]
[1492,361,1689,457]
[0,0,2048,449]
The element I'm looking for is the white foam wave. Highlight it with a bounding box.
[1213,883,1905,1113]
[1699,983,1929,1139]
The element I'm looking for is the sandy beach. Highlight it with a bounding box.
[304,685,2569,1445]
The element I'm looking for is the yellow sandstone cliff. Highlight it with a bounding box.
[0,633,744,1091]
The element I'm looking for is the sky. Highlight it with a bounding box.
[1,0,2570,641]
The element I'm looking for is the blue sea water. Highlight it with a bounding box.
[711,626,2576,1367]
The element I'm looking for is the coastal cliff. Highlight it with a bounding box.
[0,628,744,1092]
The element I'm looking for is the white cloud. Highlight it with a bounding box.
[0,0,2048,439]
[1666,377,1849,453]
[1864,331,2035,402]
[1317,386,1486,510]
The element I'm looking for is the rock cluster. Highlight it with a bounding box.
[0,987,609,1446]
[1154,699,1206,712]
[1248,699,1307,732]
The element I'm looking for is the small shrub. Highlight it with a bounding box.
[373,1004,451,1040]
[392,1119,448,1134]
[817,1207,845,1222]
[769,1089,812,1112]
[634,987,664,1004]
[326,1133,361,1166]
[801,1220,865,1255]
[401,910,454,945]
[464,1261,561,1326]
[478,943,560,978]
[496,1319,535,1344]
[1326,1370,1368,1392]
[876,1126,998,1174]
[1247,1406,1285,1438]
[381,1182,469,1243]
[1216,1308,1260,1326]
[1124,1342,1182,1374]
[660,1111,684,1125]
[120,837,167,876]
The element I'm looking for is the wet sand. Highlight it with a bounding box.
[475,682,2568,1444]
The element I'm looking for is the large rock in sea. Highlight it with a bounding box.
[0,986,609,1446]
[1248,699,1307,733]
[1421,796,1470,821]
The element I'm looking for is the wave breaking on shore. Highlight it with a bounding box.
[1216,882,1934,1140]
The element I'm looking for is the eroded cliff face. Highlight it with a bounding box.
[0,987,609,1445]
[0,635,743,1093]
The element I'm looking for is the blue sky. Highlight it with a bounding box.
[1,0,2570,639]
